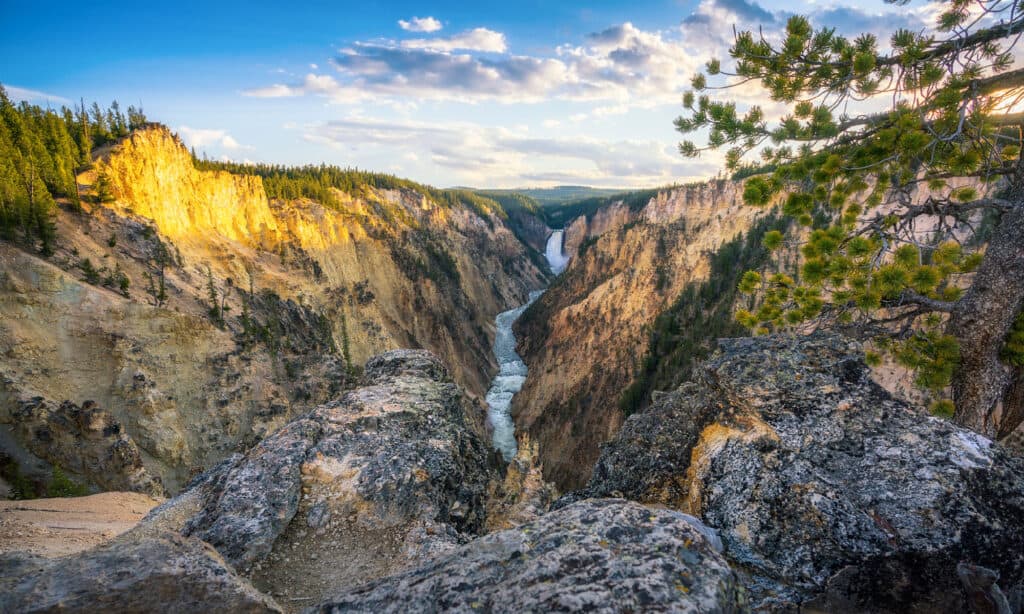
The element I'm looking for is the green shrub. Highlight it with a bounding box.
[46,466,89,497]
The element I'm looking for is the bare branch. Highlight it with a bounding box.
[898,289,957,312]
[974,66,1024,95]
[878,15,1024,67]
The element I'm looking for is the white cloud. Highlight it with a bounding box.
[398,16,443,33]
[245,83,299,98]
[4,85,69,104]
[240,1,937,186]
[402,27,507,53]
[302,115,711,187]
[247,22,693,106]
[245,1,932,110]
[243,73,375,103]
[177,126,246,150]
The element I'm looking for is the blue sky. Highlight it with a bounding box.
[2,0,933,188]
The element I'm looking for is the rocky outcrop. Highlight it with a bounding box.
[7,335,1020,612]
[99,128,280,245]
[514,179,764,490]
[138,350,501,605]
[562,199,633,256]
[1,395,164,497]
[485,434,558,531]
[580,333,1024,612]
[0,349,746,613]
[311,498,742,614]
[0,530,282,613]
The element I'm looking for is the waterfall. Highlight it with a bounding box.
[545,229,570,275]
[486,228,570,461]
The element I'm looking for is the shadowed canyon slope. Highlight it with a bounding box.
[513,181,766,489]
[0,126,545,493]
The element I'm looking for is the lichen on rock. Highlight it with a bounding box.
[310,498,743,614]
[580,332,1024,611]
[0,530,282,613]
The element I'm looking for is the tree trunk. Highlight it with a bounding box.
[949,204,1024,438]
[998,366,1024,441]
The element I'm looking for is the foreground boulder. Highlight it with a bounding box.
[311,498,743,613]
[581,333,1024,612]
[0,531,281,613]
[139,350,499,603]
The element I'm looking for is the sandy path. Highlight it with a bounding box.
[0,492,164,558]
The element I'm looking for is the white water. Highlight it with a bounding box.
[486,290,542,461]
[486,230,570,461]
[545,229,570,274]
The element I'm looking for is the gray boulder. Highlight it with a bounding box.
[141,349,499,604]
[0,531,281,613]
[310,498,743,613]
[581,333,1024,612]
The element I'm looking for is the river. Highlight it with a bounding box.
[486,230,568,461]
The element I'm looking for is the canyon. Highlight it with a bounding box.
[1,125,1022,613]
[0,126,547,494]
[513,180,769,489]
[486,231,567,462]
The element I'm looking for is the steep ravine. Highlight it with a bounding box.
[485,231,568,461]
[513,180,765,490]
[0,126,547,494]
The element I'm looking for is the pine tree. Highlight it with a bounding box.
[89,102,110,146]
[76,99,91,167]
[0,88,58,254]
[126,105,146,132]
[94,171,114,203]
[80,258,100,284]
[206,265,222,325]
[677,0,1024,437]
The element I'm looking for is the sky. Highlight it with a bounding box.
[1,0,939,189]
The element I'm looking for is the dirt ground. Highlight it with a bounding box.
[0,492,164,558]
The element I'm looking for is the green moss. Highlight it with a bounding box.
[1,458,89,499]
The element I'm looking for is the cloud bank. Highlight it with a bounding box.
[242,0,935,186]
[246,0,927,108]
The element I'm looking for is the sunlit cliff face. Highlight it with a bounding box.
[0,125,546,492]
[100,129,280,246]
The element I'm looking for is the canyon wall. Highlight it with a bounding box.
[513,180,765,490]
[0,126,545,493]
